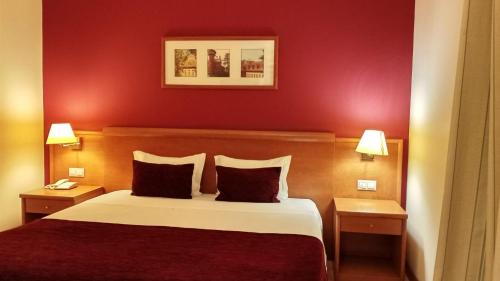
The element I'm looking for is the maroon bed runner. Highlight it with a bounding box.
[0,219,327,281]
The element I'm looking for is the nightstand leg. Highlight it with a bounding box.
[399,220,407,280]
[21,199,26,224]
[334,213,340,279]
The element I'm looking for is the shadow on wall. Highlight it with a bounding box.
[406,233,425,281]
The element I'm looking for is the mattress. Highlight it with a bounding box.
[47,190,324,241]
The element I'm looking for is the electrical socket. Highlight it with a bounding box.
[69,168,85,178]
[357,179,377,191]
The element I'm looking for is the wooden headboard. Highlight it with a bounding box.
[50,127,403,257]
[333,138,403,204]
[101,127,335,197]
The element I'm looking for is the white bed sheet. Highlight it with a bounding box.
[47,190,324,242]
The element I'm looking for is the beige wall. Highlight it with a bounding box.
[0,0,44,231]
[406,0,467,280]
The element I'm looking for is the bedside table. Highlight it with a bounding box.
[334,197,408,281]
[20,185,105,224]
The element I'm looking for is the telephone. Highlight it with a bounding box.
[45,179,78,190]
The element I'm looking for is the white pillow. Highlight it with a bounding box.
[133,151,206,196]
[214,155,291,200]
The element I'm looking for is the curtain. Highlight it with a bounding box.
[436,0,499,279]
[489,0,500,279]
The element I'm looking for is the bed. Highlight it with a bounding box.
[0,191,327,281]
[0,126,406,280]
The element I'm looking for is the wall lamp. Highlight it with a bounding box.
[355,129,388,161]
[46,123,81,150]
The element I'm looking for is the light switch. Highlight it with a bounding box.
[69,168,85,178]
[357,180,377,191]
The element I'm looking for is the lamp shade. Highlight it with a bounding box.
[46,123,78,144]
[355,130,388,156]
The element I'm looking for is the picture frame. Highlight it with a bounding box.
[162,36,278,89]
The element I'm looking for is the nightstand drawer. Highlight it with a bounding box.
[25,198,73,214]
[340,216,402,235]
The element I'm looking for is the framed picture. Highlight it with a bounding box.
[162,36,278,89]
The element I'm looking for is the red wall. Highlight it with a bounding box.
[43,0,414,203]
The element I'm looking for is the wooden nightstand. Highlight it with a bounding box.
[334,197,408,281]
[20,185,105,224]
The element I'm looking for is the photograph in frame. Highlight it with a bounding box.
[162,36,278,89]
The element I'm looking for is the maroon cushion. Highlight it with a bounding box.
[215,166,281,203]
[132,160,194,199]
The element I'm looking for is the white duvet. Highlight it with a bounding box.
[47,190,324,242]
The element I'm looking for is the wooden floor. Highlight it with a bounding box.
[326,261,410,281]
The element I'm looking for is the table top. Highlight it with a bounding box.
[20,185,104,200]
[334,197,407,218]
